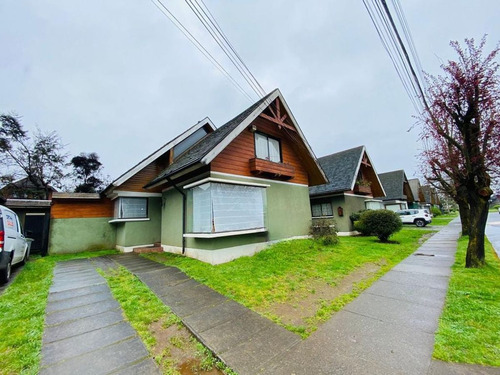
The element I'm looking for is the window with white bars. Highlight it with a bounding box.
[191,182,266,233]
[311,202,333,217]
[115,197,148,219]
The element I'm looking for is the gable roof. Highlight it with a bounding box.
[309,146,385,196]
[104,117,215,193]
[309,146,364,195]
[146,89,327,187]
[408,178,424,202]
[376,170,414,201]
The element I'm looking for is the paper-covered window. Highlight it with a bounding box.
[191,182,266,233]
[115,197,148,219]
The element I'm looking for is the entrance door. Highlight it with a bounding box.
[24,213,49,255]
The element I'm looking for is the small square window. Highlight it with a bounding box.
[312,203,333,217]
[255,133,281,162]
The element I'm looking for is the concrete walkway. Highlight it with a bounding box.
[111,221,474,375]
[263,221,461,375]
[109,254,301,375]
[40,259,160,375]
[41,219,498,375]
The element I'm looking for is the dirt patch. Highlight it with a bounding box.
[150,319,224,375]
[260,262,381,328]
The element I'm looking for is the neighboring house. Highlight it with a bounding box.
[421,185,441,209]
[376,170,415,211]
[408,178,426,209]
[0,177,56,255]
[309,146,385,235]
[50,89,327,264]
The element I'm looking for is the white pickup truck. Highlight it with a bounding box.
[0,205,30,283]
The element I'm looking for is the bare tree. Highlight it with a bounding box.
[1,114,67,199]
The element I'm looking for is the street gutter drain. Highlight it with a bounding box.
[414,253,435,257]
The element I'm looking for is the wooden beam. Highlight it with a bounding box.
[259,113,296,132]
[275,98,281,120]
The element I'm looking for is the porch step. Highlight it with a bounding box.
[132,245,163,254]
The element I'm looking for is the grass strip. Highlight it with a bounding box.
[431,213,459,226]
[0,250,117,375]
[145,228,431,337]
[100,266,236,375]
[433,236,500,366]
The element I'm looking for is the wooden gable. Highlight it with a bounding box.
[352,151,385,197]
[210,97,310,185]
[118,153,170,193]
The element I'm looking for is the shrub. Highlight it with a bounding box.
[310,219,339,246]
[431,206,442,217]
[355,209,402,242]
[349,209,368,223]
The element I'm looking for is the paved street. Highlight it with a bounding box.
[486,211,500,257]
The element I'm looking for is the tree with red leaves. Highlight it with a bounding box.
[420,37,500,267]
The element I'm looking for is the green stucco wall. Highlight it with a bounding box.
[161,174,312,250]
[115,197,162,247]
[311,194,368,233]
[49,217,116,254]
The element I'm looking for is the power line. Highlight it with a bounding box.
[380,0,428,108]
[151,0,254,101]
[198,0,266,96]
[362,0,428,113]
[184,0,265,98]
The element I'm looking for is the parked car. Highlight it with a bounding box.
[0,205,30,283]
[395,209,432,227]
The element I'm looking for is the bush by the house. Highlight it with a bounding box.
[431,206,442,217]
[310,219,339,245]
[349,209,368,223]
[354,209,402,242]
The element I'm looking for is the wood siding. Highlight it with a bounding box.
[51,198,114,219]
[118,159,168,193]
[211,117,309,185]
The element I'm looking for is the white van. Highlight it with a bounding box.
[0,205,29,283]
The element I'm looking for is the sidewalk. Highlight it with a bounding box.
[40,259,160,375]
[112,221,472,375]
[43,219,497,375]
[264,221,461,375]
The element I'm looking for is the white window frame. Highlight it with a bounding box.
[115,197,148,219]
[254,132,282,163]
[311,202,333,218]
[188,182,267,236]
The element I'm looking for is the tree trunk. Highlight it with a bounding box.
[465,191,490,268]
[457,200,470,236]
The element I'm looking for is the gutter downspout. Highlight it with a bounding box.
[166,176,186,255]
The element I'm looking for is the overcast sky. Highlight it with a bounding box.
[1,1,498,185]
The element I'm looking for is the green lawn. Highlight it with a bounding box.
[145,228,432,337]
[0,250,118,375]
[431,213,459,226]
[433,237,500,366]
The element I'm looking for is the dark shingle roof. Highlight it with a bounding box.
[376,170,406,200]
[421,185,432,203]
[146,92,274,187]
[309,146,364,196]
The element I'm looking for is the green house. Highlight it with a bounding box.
[49,89,327,262]
[309,146,385,235]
